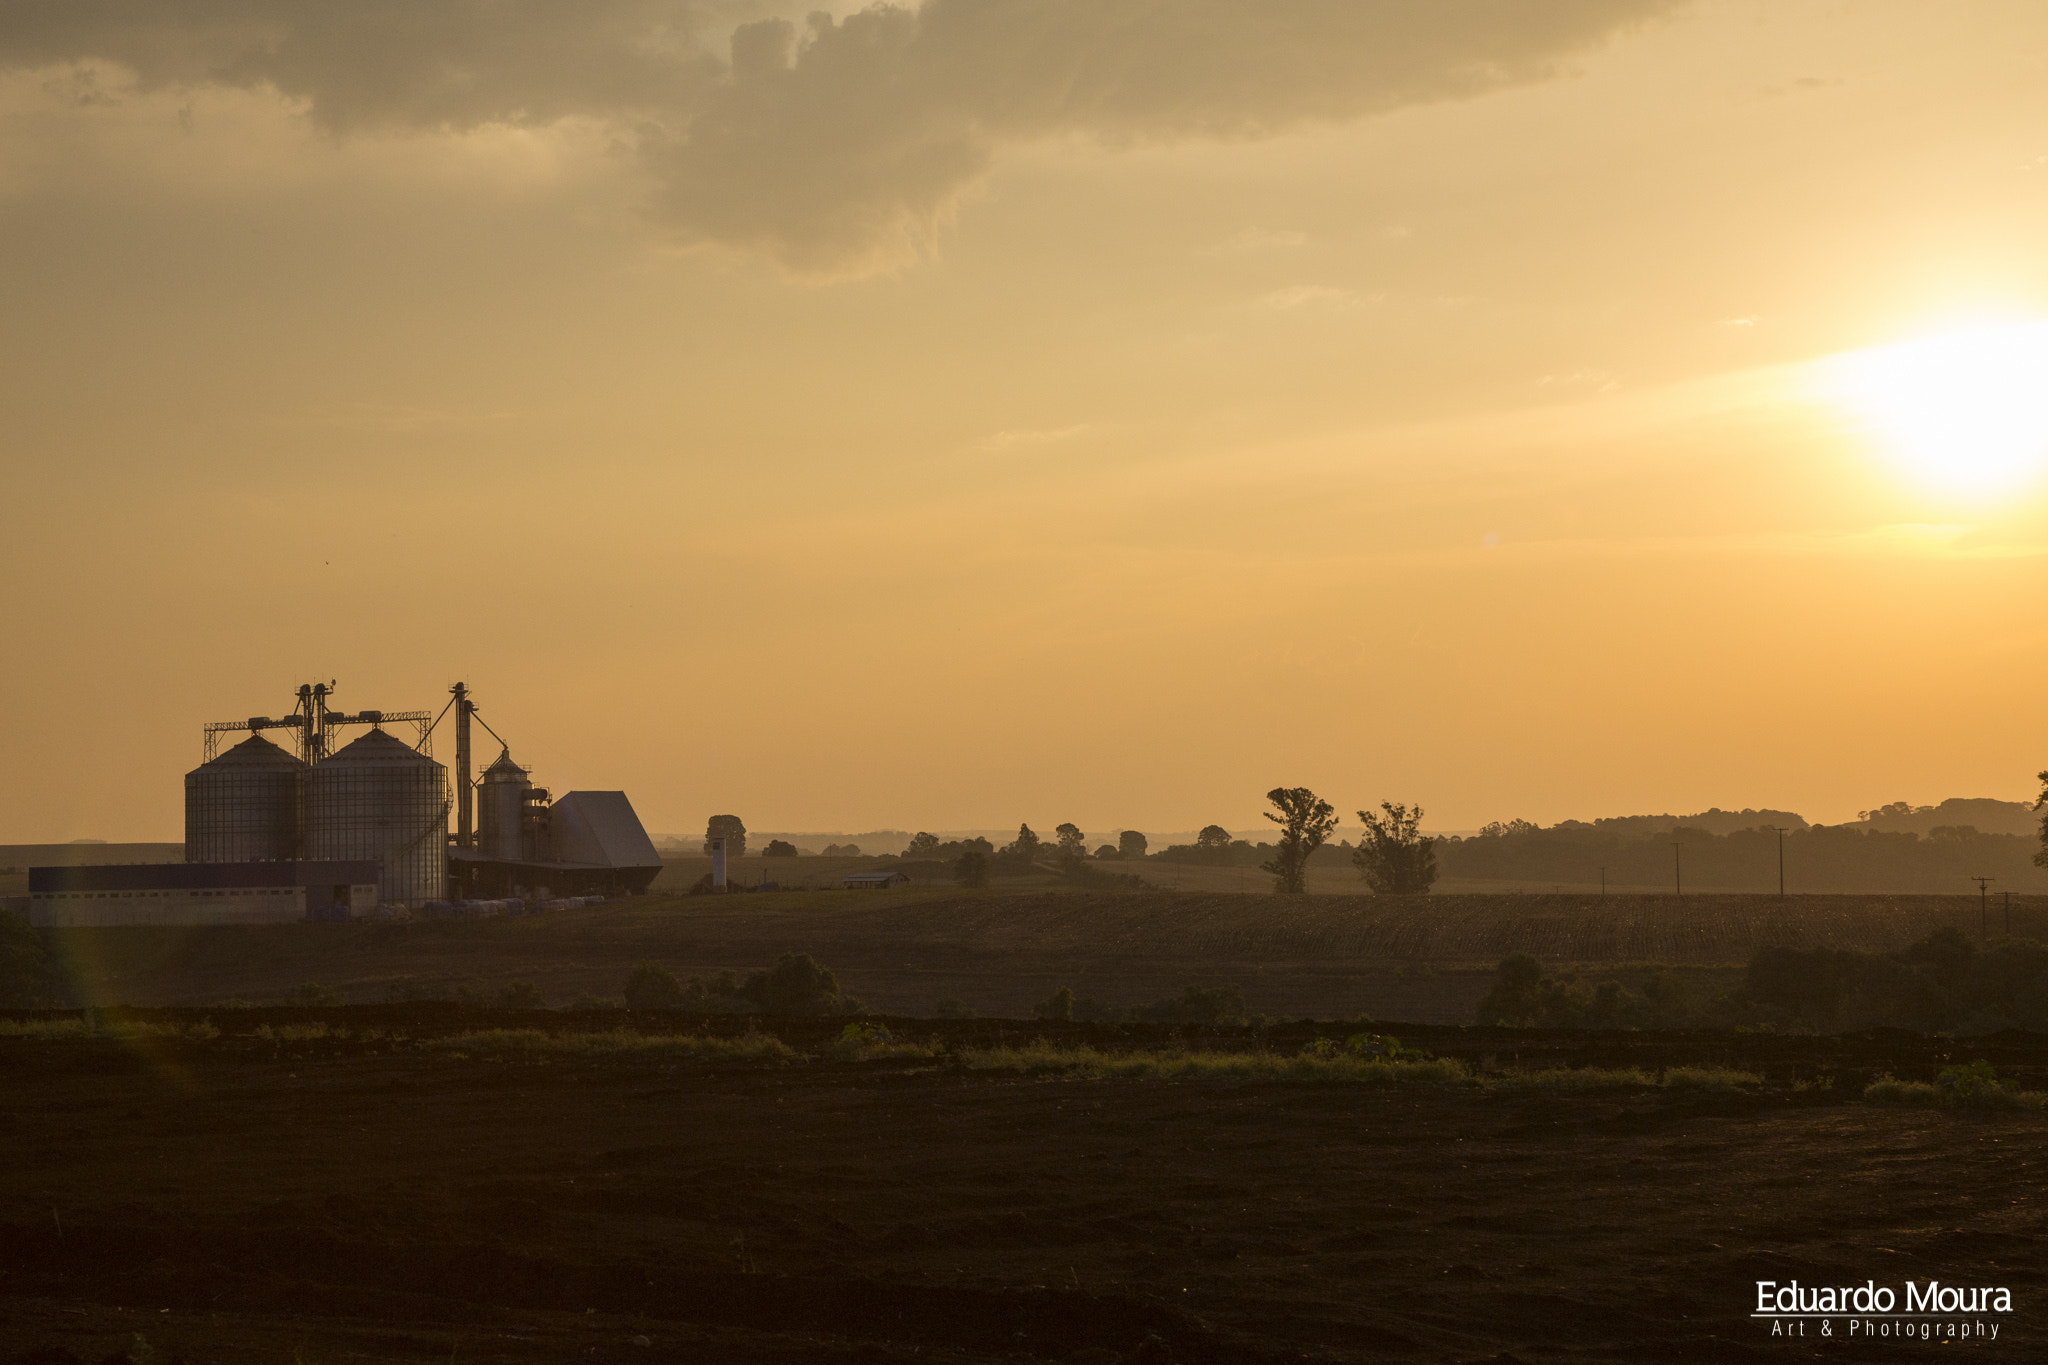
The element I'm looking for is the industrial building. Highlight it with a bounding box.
[439,682,663,899]
[25,680,663,925]
[28,861,378,927]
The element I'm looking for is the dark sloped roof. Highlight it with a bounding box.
[188,733,302,776]
[323,727,443,768]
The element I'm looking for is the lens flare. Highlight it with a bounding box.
[1820,319,2048,495]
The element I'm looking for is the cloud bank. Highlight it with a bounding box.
[2,0,1680,271]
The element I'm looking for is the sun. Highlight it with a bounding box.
[1820,318,2048,496]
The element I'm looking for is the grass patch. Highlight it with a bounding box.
[957,1042,1475,1084]
[1491,1065,1762,1092]
[1863,1061,2047,1111]
[956,1045,1763,1091]
[253,1023,337,1044]
[1662,1066,1765,1091]
[424,1028,800,1063]
[828,1022,941,1062]
[0,1017,220,1043]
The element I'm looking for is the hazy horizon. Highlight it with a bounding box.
[4,1,2046,843]
[19,790,2039,850]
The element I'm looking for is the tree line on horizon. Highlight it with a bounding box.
[864,791,1435,895]
[695,774,2048,895]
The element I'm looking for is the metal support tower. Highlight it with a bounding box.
[453,681,475,849]
[203,681,432,762]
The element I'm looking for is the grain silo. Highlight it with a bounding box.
[184,733,303,863]
[303,727,449,906]
[477,748,532,862]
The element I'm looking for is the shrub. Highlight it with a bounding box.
[1864,1062,2046,1110]
[838,1021,891,1047]
[497,980,544,1010]
[953,848,990,888]
[1474,958,1706,1030]
[1034,986,1075,1021]
[679,969,749,1011]
[1344,1032,1404,1059]
[1742,945,1860,1026]
[932,997,971,1018]
[1133,985,1245,1025]
[382,976,430,1004]
[1936,1060,2030,1108]
[288,983,343,1007]
[622,963,685,1011]
[1060,860,1153,890]
[1729,932,2048,1033]
[740,953,862,1016]
[1474,955,1544,1026]
[1034,984,1246,1024]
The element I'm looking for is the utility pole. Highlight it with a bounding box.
[1599,866,1606,896]
[1765,826,1791,899]
[1971,876,1995,939]
[2004,889,2012,938]
[1673,840,1683,897]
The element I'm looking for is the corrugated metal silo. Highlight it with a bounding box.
[477,749,531,863]
[184,733,303,863]
[303,727,449,906]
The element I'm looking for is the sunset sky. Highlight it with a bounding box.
[3,0,2046,843]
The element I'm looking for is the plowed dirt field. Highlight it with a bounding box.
[3,1013,2046,1363]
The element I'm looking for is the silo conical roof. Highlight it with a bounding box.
[482,748,529,783]
[323,727,440,767]
[186,732,303,779]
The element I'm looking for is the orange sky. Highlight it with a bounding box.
[2,0,2045,843]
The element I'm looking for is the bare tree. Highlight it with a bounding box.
[1260,787,1336,893]
[1352,801,1440,894]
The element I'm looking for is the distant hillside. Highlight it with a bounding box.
[1848,798,2039,838]
[1534,808,1809,837]
[0,843,185,869]
[1436,821,2045,894]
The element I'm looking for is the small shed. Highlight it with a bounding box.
[843,871,911,890]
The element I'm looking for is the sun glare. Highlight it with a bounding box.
[1821,319,2048,496]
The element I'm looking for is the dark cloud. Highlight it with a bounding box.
[2,0,1681,270]
[655,0,1684,269]
[0,1,732,130]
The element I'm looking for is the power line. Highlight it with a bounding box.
[1971,876,1996,939]
[1765,826,1792,900]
